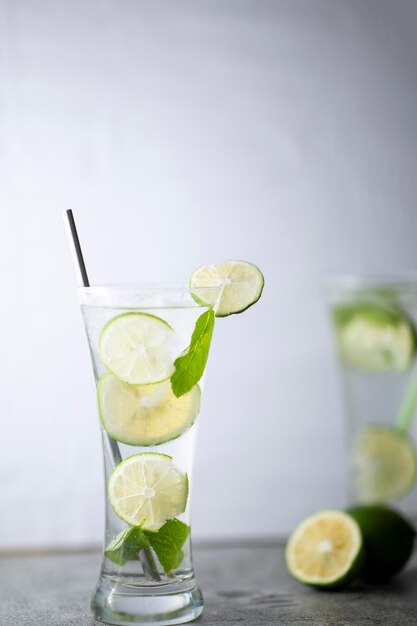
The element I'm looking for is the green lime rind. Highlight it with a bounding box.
[347,504,416,582]
[97,373,201,446]
[353,425,417,502]
[99,312,175,385]
[105,518,190,573]
[189,260,264,318]
[285,510,365,589]
[332,303,417,372]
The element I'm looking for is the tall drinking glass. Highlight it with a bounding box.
[327,276,417,522]
[79,285,218,626]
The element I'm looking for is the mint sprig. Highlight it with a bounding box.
[171,308,215,398]
[147,518,190,572]
[104,527,149,566]
[105,518,190,573]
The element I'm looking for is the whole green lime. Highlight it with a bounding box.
[347,505,415,582]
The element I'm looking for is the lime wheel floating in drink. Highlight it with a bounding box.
[98,374,201,446]
[108,452,188,531]
[353,426,417,502]
[99,312,176,385]
[332,303,416,372]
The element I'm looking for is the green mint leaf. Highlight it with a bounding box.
[104,519,190,572]
[104,527,149,566]
[171,308,215,397]
[145,519,190,573]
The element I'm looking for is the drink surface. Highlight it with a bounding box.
[81,300,210,585]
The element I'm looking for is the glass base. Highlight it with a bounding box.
[91,576,204,626]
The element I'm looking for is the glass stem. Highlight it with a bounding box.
[396,362,417,434]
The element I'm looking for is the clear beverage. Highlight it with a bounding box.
[327,277,417,522]
[80,286,216,626]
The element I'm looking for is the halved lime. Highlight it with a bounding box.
[108,453,188,530]
[347,505,416,582]
[190,261,264,317]
[285,510,364,589]
[98,373,200,446]
[353,426,417,502]
[99,313,175,385]
[333,303,416,371]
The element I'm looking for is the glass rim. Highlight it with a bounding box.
[324,272,417,291]
[78,283,221,294]
[78,284,221,309]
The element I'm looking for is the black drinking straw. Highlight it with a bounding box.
[63,210,160,581]
[64,210,90,287]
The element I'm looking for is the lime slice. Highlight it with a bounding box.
[98,373,200,446]
[108,453,188,531]
[99,313,175,385]
[353,426,417,502]
[333,303,416,371]
[190,261,264,317]
[285,510,364,589]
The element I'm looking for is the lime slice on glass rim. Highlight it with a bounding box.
[108,452,188,531]
[98,373,201,446]
[353,426,417,502]
[190,260,264,317]
[332,303,416,371]
[99,312,176,385]
[285,510,364,589]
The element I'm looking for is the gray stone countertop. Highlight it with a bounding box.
[0,543,416,625]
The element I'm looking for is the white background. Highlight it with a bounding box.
[1,0,417,548]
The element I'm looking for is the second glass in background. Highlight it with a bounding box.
[327,276,417,522]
